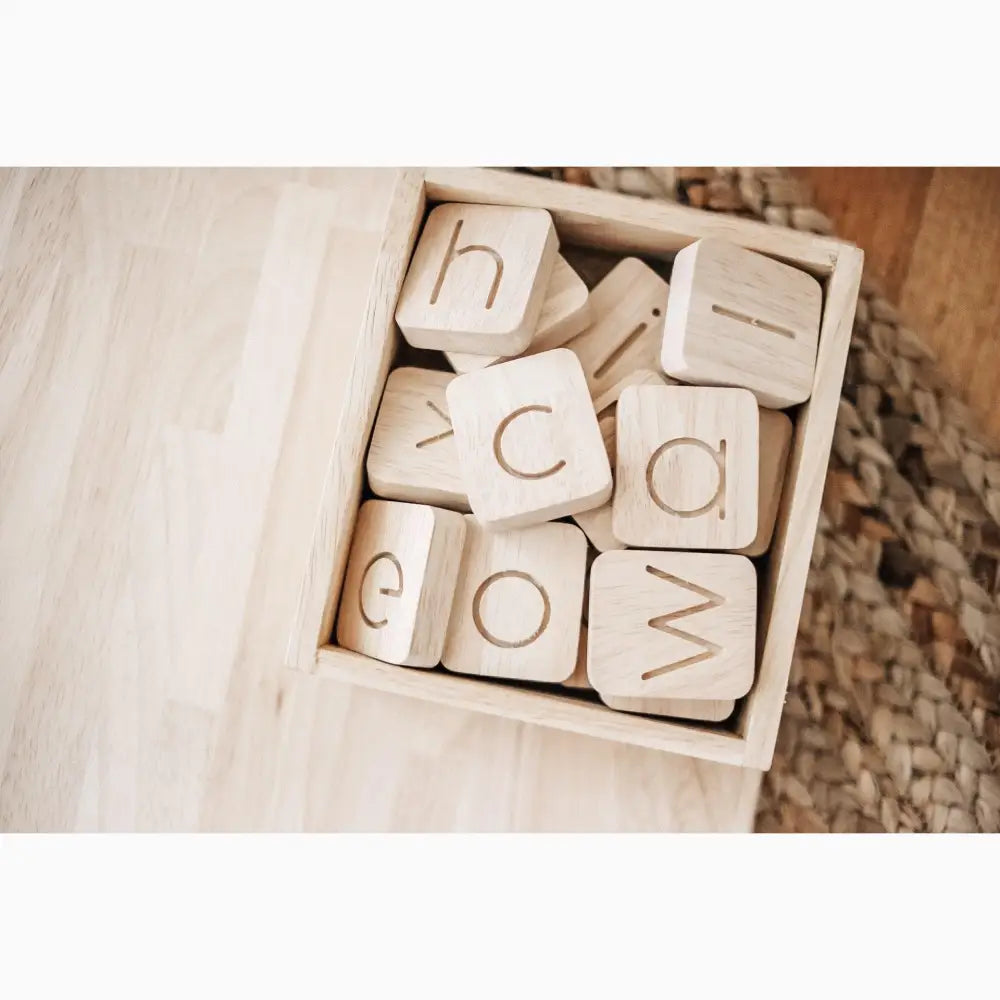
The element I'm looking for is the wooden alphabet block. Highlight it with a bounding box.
[442,517,587,682]
[445,255,591,374]
[571,408,624,552]
[737,408,794,557]
[336,500,467,667]
[599,693,735,723]
[612,385,758,549]
[366,367,468,511]
[446,349,612,530]
[588,550,756,699]
[396,203,559,356]
[661,238,822,408]
[564,257,670,402]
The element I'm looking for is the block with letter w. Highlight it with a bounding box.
[587,550,756,700]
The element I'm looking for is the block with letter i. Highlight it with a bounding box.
[446,349,612,530]
[336,500,466,667]
[588,550,756,700]
[612,384,758,550]
[661,238,822,408]
[395,203,559,356]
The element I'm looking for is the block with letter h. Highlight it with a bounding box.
[396,203,559,357]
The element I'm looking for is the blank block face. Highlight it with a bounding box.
[446,349,612,530]
[442,518,587,682]
[737,408,794,557]
[661,238,822,408]
[564,257,670,402]
[366,367,468,511]
[591,366,669,417]
[396,203,559,356]
[571,409,624,552]
[599,693,735,723]
[336,500,467,667]
[612,385,758,550]
[445,255,591,374]
[588,550,756,699]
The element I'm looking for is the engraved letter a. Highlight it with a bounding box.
[430,219,504,309]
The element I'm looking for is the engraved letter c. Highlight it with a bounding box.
[493,405,567,480]
[359,552,404,629]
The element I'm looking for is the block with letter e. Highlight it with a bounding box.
[588,550,756,700]
[336,500,466,667]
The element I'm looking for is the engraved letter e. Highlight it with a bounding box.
[430,219,504,309]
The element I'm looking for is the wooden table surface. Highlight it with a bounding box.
[0,168,760,831]
[796,168,1000,444]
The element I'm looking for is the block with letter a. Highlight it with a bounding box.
[612,384,758,549]
[660,237,822,408]
[366,367,469,511]
[587,550,756,700]
[446,349,612,530]
[442,517,587,682]
[395,203,559,356]
[336,500,466,667]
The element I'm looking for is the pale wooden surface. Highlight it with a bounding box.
[0,167,761,830]
[736,409,793,558]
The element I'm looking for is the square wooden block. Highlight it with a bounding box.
[599,693,735,723]
[612,385,758,549]
[588,550,756,700]
[445,255,591,374]
[564,257,670,403]
[446,349,612,530]
[336,500,467,667]
[737,408,794,557]
[442,517,587,682]
[661,238,822,408]
[396,203,559,356]
[366,367,468,511]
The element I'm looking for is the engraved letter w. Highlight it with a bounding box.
[430,219,504,309]
[640,565,724,680]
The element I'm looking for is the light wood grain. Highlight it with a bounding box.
[442,517,587,682]
[396,203,558,355]
[613,385,759,549]
[588,550,757,700]
[571,409,625,552]
[661,238,822,409]
[599,694,735,723]
[444,254,591,373]
[336,500,466,667]
[366,367,469,510]
[446,348,612,530]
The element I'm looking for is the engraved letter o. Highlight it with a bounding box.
[472,571,551,649]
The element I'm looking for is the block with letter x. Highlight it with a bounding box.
[587,550,756,700]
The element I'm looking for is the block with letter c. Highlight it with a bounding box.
[446,349,612,530]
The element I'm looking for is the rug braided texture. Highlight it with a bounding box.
[519,167,1000,832]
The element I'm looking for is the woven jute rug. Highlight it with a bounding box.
[517,167,1000,832]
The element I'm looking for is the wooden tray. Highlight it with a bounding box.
[286,167,863,771]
